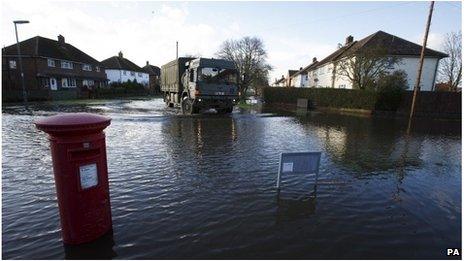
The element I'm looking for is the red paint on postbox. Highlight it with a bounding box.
[35,113,112,245]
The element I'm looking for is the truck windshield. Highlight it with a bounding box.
[199,68,237,84]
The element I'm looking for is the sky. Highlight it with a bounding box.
[1,0,462,81]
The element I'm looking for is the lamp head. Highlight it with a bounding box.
[13,20,30,24]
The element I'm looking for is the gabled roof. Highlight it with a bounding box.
[2,36,101,65]
[101,55,145,73]
[315,30,448,68]
[290,60,319,78]
[143,64,160,76]
[288,70,298,76]
[274,77,286,85]
[316,41,357,68]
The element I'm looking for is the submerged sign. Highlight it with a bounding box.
[276,152,321,189]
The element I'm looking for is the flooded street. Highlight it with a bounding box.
[2,98,461,259]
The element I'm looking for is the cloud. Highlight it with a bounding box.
[266,36,335,81]
[1,1,237,68]
[426,33,445,51]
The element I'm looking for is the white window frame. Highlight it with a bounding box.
[61,77,77,88]
[47,59,55,67]
[138,72,142,77]
[9,60,16,69]
[82,64,92,71]
[40,78,50,88]
[83,79,95,86]
[61,60,73,69]
[95,66,100,72]
[130,71,135,76]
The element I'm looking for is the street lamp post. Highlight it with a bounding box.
[13,20,30,107]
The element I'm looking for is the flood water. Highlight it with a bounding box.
[2,98,461,259]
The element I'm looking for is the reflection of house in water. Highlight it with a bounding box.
[314,127,347,159]
[296,113,424,174]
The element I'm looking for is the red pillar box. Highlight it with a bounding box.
[35,113,113,245]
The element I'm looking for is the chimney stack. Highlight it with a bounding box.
[299,67,303,71]
[118,51,123,58]
[312,57,318,63]
[146,61,149,66]
[345,35,354,45]
[58,35,65,44]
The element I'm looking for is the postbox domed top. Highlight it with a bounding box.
[35,113,111,136]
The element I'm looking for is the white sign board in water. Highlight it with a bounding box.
[282,162,294,172]
[277,152,321,189]
[79,163,98,189]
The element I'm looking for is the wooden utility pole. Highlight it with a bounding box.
[408,1,434,132]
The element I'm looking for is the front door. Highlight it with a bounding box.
[50,77,57,90]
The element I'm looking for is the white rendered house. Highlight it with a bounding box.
[101,52,149,86]
[305,31,447,91]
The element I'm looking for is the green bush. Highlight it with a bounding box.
[263,87,378,110]
[94,80,149,98]
[374,70,408,111]
[263,72,408,112]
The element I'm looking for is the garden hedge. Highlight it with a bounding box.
[263,87,380,110]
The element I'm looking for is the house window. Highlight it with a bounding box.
[40,78,50,87]
[338,84,346,89]
[9,60,16,69]
[130,71,135,76]
[96,66,100,72]
[82,64,92,71]
[47,59,55,67]
[138,72,142,77]
[61,61,73,69]
[82,79,95,87]
[123,70,127,75]
[61,77,76,88]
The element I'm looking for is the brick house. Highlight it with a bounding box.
[142,61,161,93]
[2,35,107,101]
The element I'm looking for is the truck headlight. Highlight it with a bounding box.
[198,98,202,102]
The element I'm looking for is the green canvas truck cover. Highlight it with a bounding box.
[161,57,195,93]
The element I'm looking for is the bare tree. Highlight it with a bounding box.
[438,31,462,91]
[216,36,272,99]
[336,46,399,90]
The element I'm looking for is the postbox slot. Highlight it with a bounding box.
[68,148,101,160]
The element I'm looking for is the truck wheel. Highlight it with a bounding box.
[181,97,193,115]
[165,95,173,108]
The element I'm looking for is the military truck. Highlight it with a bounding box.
[161,57,239,114]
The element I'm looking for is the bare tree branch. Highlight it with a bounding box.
[336,46,398,90]
[216,36,272,98]
[438,31,462,91]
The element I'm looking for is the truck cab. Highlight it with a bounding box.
[181,58,239,114]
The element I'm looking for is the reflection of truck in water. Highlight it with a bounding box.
[161,57,239,114]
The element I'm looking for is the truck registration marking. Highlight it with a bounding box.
[215,92,225,95]
[79,163,98,189]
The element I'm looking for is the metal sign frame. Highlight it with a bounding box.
[276,151,321,189]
